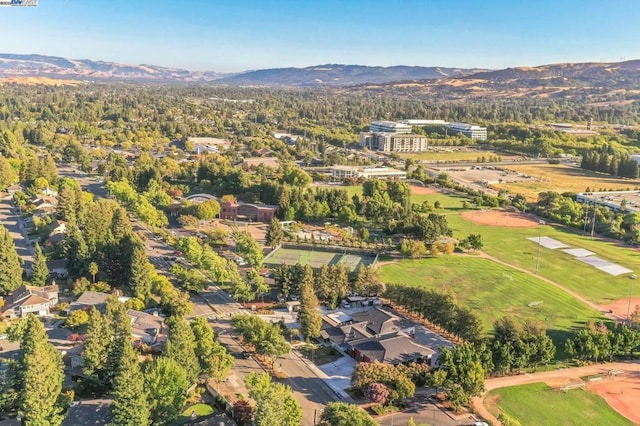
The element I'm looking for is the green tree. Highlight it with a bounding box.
[245,372,302,426]
[104,297,133,387]
[65,309,89,329]
[191,317,234,382]
[0,224,23,294]
[145,357,189,424]
[165,316,200,384]
[320,402,377,426]
[265,217,285,247]
[195,199,220,221]
[89,261,99,283]
[111,338,150,426]
[298,266,322,341]
[234,231,264,268]
[19,315,64,425]
[82,307,108,379]
[128,237,153,300]
[30,243,49,286]
[64,223,89,278]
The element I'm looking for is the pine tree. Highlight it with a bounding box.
[111,337,150,426]
[111,207,133,241]
[265,217,284,247]
[129,238,152,300]
[316,265,334,305]
[298,266,322,340]
[56,185,77,223]
[0,223,23,294]
[104,297,133,387]
[165,316,200,384]
[19,315,64,425]
[82,307,108,379]
[30,243,49,287]
[64,223,89,278]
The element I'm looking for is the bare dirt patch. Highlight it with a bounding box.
[599,298,640,317]
[587,373,640,424]
[462,210,540,228]
[410,185,438,195]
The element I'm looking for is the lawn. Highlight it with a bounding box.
[485,383,632,426]
[299,344,343,366]
[170,404,215,426]
[451,217,640,304]
[494,164,640,201]
[379,256,604,348]
[398,151,522,162]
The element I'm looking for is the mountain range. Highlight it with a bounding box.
[1,54,640,98]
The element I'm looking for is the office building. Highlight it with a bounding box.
[446,123,487,141]
[331,166,406,181]
[369,121,412,134]
[360,132,428,152]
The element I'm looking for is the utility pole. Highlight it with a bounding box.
[590,202,597,239]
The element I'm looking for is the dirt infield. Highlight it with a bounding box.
[461,210,540,228]
[587,373,640,424]
[410,185,438,195]
[600,298,640,317]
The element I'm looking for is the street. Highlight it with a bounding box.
[59,164,339,425]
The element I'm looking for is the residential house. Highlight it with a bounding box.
[45,220,67,236]
[67,291,111,313]
[241,157,280,170]
[44,233,66,248]
[320,307,445,366]
[188,137,231,154]
[46,259,68,279]
[62,398,113,426]
[0,284,59,318]
[127,309,166,345]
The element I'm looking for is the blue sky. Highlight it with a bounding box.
[0,0,639,72]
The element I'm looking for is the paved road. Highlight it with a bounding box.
[61,164,337,425]
[0,197,32,263]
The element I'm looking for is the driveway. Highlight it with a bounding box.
[0,198,32,262]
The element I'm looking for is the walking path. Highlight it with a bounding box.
[472,361,640,425]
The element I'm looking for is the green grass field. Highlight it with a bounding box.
[264,246,375,271]
[486,383,632,426]
[379,256,604,347]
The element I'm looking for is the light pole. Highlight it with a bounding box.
[535,220,545,274]
[626,275,636,323]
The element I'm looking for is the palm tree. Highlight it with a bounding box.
[89,262,98,283]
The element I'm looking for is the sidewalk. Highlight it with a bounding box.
[294,349,355,403]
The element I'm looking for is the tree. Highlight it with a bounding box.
[128,237,153,300]
[0,224,23,294]
[104,297,133,387]
[460,234,483,251]
[30,243,49,286]
[165,316,200,384]
[64,223,89,278]
[65,309,89,329]
[298,267,322,341]
[191,317,234,382]
[367,382,389,405]
[245,372,302,426]
[319,402,377,426]
[265,217,284,247]
[234,231,264,268]
[195,199,220,221]
[89,261,99,283]
[232,399,255,426]
[82,307,108,379]
[111,337,150,426]
[145,357,189,424]
[18,315,64,425]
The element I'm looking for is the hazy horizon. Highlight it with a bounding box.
[0,0,638,73]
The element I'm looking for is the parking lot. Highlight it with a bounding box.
[577,191,640,213]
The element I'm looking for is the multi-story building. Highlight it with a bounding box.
[359,132,428,152]
[220,201,278,222]
[369,121,412,134]
[0,284,59,318]
[331,166,406,181]
[446,122,487,140]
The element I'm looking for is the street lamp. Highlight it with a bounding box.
[535,220,546,274]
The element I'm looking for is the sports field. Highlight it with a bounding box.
[264,247,376,271]
[379,256,603,347]
[485,383,633,426]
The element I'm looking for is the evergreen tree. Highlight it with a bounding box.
[0,224,23,294]
[316,265,334,305]
[82,307,108,379]
[111,337,150,426]
[104,297,133,387]
[64,223,89,278]
[298,266,322,340]
[30,243,49,287]
[19,315,64,425]
[265,217,284,247]
[165,316,200,384]
[129,237,152,300]
[111,207,133,241]
[56,185,77,223]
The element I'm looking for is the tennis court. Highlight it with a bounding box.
[264,247,376,271]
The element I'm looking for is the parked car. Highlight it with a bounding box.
[241,351,251,359]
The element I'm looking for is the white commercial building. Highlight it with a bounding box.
[188,137,231,154]
[331,166,406,181]
[446,123,487,140]
[399,119,449,126]
[360,132,428,152]
[369,121,412,134]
